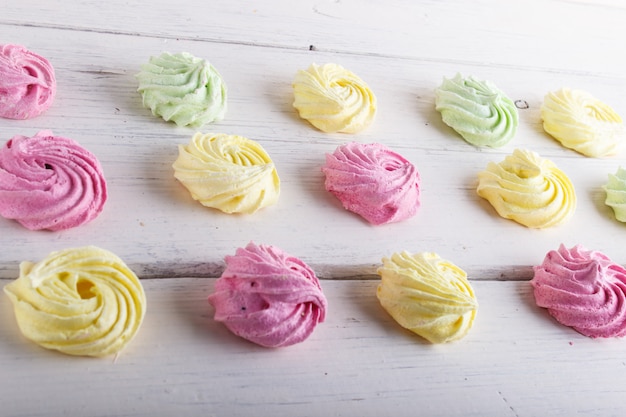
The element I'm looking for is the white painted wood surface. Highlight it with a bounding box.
[1,1,626,415]
[3,278,626,417]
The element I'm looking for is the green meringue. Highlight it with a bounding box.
[136,51,227,127]
[604,167,626,222]
[435,73,518,148]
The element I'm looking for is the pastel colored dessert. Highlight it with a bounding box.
[541,88,625,157]
[172,132,280,214]
[321,142,420,225]
[376,251,478,343]
[136,51,227,127]
[604,166,626,222]
[0,131,107,231]
[3,246,146,356]
[531,244,626,338]
[292,63,376,133]
[208,242,327,348]
[476,148,576,228]
[0,44,56,119]
[435,73,518,148]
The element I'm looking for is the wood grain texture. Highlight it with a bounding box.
[2,2,626,415]
[1,0,626,279]
[2,0,626,76]
[2,278,625,417]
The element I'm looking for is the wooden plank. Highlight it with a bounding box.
[1,0,625,76]
[1,278,624,416]
[2,2,626,417]
[0,22,625,279]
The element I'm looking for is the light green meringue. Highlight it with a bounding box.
[136,51,227,127]
[435,73,518,148]
[604,167,626,222]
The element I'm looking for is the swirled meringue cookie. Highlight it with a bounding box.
[435,73,518,147]
[208,242,327,348]
[322,142,420,225]
[292,63,376,133]
[604,166,626,222]
[376,251,478,343]
[173,132,279,214]
[476,148,576,228]
[0,44,56,119]
[136,51,227,127]
[0,131,107,231]
[541,88,625,157]
[3,246,146,356]
[531,244,626,338]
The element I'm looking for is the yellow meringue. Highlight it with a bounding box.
[541,88,625,157]
[292,63,376,134]
[376,251,478,344]
[3,246,146,357]
[173,132,280,214]
[476,148,576,228]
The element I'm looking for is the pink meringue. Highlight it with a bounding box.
[0,44,56,119]
[531,244,626,338]
[208,242,327,348]
[0,131,107,231]
[321,142,420,225]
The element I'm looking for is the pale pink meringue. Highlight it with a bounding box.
[322,142,420,225]
[0,131,107,231]
[208,242,327,348]
[0,44,56,119]
[531,244,626,338]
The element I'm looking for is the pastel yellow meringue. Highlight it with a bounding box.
[3,246,146,357]
[541,88,625,157]
[292,63,376,134]
[376,251,478,344]
[173,132,280,214]
[476,148,576,228]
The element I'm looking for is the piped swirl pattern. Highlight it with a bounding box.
[476,148,576,228]
[604,166,626,222]
[136,51,227,127]
[376,251,478,344]
[0,44,56,119]
[435,73,518,147]
[532,244,626,338]
[0,131,107,231]
[173,132,280,214]
[208,242,327,348]
[293,63,376,133]
[3,246,146,356]
[541,88,625,157]
[322,142,420,225]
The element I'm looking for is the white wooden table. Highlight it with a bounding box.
[2,1,626,415]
